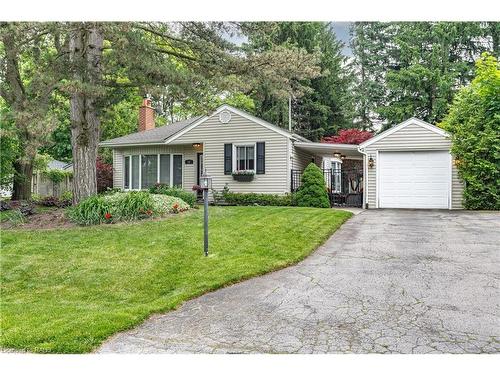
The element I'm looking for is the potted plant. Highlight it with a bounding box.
[232,170,255,182]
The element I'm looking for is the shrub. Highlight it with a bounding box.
[69,191,189,226]
[294,163,330,208]
[0,200,11,211]
[149,183,197,207]
[8,210,27,226]
[39,196,71,208]
[68,195,112,226]
[222,192,294,206]
[440,54,500,210]
[108,191,155,221]
[150,194,190,214]
[30,194,42,204]
[60,190,73,202]
[96,157,113,193]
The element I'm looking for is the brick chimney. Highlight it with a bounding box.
[138,97,155,132]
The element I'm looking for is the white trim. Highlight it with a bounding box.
[286,139,291,193]
[165,104,296,145]
[362,153,367,208]
[138,155,142,190]
[448,152,453,210]
[294,142,359,151]
[157,154,160,183]
[233,143,257,173]
[359,117,450,149]
[375,150,379,208]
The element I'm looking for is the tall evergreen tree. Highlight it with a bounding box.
[351,22,499,130]
[243,22,354,140]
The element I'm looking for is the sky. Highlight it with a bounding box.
[331,22,353,56]
[228,22,353,57]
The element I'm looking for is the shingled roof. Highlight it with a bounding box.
[99,116,204,147]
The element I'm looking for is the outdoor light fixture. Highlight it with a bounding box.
[333,152,342,159]
[368,156,375,169]
[192,143,202,150]
[200,171,212,257]
[200,173,212,190]
[341,155,346,160]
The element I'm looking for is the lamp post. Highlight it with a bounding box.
[199,171,212,257]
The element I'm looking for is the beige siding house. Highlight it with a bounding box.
[100,101,463,209]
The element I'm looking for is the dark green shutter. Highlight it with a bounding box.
[256,142,265,174]
[224,143,232,175]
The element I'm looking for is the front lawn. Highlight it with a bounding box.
[0,206,351,353]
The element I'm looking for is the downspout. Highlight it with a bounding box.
[358,146,368,209]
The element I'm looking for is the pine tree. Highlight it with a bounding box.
[244,22,355,140]
[351,22,499,130]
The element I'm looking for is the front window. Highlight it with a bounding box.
[141,154,158,189]
[236,145,255,171]
[124,153,182,190]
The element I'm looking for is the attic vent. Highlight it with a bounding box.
[219,110,231,124]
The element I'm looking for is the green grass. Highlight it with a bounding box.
[0,206,352,353]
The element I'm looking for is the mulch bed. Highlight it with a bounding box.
[1,208,76,230]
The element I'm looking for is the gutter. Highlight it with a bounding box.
[99,142,168,148]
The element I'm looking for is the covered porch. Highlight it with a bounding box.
[291,142,364,208]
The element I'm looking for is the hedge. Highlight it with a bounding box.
[222,192,294,206]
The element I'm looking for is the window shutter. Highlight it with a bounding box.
[224,143,232,175]
[256,142,265,174]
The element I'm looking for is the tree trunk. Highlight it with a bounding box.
[11,159,33,201]
[69,24,103,205]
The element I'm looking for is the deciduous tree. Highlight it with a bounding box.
[0,22,60,200]
[440,54,500,210]
[321,128,373,145]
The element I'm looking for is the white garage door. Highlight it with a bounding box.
[378,151,450,209]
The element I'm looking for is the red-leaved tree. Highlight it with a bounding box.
[321,129,374,145]
[96,157,113,193]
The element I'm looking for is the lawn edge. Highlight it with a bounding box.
[1,207,353,354]
[91,209,353,354]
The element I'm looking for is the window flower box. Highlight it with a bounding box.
[232,170,255,182]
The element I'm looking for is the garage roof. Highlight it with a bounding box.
[358,117,449,149]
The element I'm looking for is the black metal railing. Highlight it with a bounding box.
[291,168,364,208]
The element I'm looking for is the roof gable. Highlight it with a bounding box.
[358,117,449,149]
[165,104,309,144]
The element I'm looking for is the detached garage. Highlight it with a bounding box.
[358,118,464,209]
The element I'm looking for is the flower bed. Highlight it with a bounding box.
[69,191,189,226]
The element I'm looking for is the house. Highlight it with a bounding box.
[100,99,463,209]
[32,160,73,198]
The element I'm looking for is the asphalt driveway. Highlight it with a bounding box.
[98,210,500,353]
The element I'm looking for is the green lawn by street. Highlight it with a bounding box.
[0,206,351,353]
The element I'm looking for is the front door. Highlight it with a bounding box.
[197,153,203,197]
